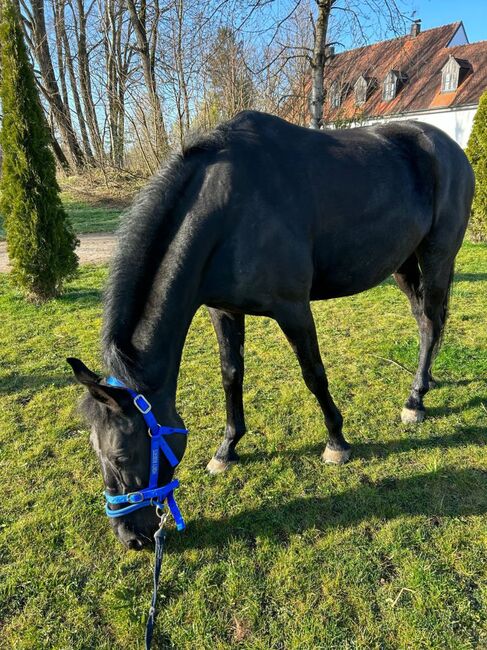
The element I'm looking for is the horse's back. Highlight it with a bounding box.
[194,112,473,307]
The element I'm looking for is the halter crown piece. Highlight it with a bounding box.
[104,376,188,531]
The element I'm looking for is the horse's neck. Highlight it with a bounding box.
[136,268,200,400]
[105,254,201,406]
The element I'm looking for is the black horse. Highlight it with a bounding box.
[69,111,474,549]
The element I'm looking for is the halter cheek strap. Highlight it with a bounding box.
[104,376,188,531]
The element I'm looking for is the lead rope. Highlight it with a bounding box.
[145,511,168,650]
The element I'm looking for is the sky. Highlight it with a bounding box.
[411,0,487,43]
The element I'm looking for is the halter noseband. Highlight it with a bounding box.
[104,376,188,531]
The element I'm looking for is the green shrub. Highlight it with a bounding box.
[0,0,78,301]
[466,89,487,241]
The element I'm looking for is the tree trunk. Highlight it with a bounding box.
[73,0,104,161]
[52,0,70,117]
[57,0,94,164]
[309,0,333,130]
[30,0,85,169]
[103,0,129,167]
[126,0,167,159]
[50,134,71,172]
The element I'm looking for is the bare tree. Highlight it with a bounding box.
[55,0,95,162]
[25,0,86,169]
[309,0,407,128]
[14,0,411,173]
[71,0,104,159]
[309,0,334,129]
[102,0,133,166]
[126,0,167,158]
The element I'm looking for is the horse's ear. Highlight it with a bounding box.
[67,357,101,384]
[67,357,131,412]
[84,383,132,412]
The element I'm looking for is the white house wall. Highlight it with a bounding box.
[353,105,477,148]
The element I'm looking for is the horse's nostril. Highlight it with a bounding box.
[126,537,143,550]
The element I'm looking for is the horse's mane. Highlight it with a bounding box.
[102,124,230,388]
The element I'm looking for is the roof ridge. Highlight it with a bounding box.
[332,21,461,57]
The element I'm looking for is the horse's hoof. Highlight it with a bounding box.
[322,445,351,465]
[206,457,235,475]
[401,407,425,424]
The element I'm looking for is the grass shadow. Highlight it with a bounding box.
[238,425,486,464]
[57,288,103,304]
[0,374,71,395]
[176,468,487,553]
[436,377,487,387]
[428,395,487,417]
[454,273,487,282]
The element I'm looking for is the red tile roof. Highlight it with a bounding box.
[320,22,487,124]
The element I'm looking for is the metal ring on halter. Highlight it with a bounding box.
[147,427,153,438]
[156,507,168,528]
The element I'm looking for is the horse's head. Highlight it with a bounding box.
[67,357,187,550]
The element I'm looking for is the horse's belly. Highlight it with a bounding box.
[311,265,395,299]
[311,226,425,299]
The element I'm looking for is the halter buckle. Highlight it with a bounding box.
[133,394,151,414]
[127,491,145,504]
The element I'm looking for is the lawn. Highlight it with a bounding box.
[0,243,486,649]
[60,196,123,234]
[0,194,124,240]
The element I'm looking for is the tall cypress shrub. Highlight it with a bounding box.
[466,89,487,242]
[0,0,78,301]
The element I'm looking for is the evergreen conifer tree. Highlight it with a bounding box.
[466,89,487,241]
[0,0,78,301]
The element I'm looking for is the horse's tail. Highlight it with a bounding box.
[433,262,455,357]
[102,150,199,385]
[421,123,473,357]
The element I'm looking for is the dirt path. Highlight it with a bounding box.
[0,232,117,272]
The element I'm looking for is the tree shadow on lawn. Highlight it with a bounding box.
[427,394,487,417]
[177,467,487,553]
[238,424,486,464]
[143,465,486,648]
[0,373,71,395]
[437,377,487,387]
[58,288,103,305]
[454,272,487,282]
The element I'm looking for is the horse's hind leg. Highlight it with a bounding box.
[206,308,246,474]
[399,251,455,424]
[274,301,351,464]
[393,255,436,389]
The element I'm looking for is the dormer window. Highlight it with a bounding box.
[443,71,455,91]
[383,70,407,101]
[330,80,342,108]
[354,75,376,106]
[441,55,470,92]
[354,76,368,105]
[383,71,397,100]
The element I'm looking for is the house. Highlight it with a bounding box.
[320,21,487,147]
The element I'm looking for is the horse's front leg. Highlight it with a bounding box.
[206,308,246,474]
[274,301,351,464]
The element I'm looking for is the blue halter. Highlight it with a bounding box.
[104,376,188,531]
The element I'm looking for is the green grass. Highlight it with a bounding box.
[0,196,123,240]
[0,243,486,649]
[60,196,123,235]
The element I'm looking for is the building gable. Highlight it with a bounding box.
[447,22,469,47]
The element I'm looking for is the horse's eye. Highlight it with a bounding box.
[115,455,130,465]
